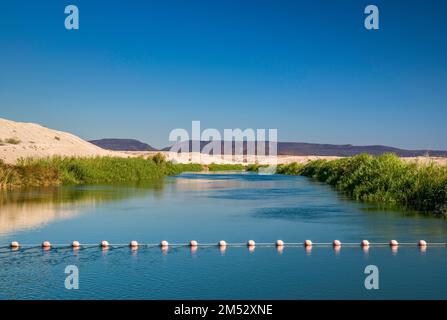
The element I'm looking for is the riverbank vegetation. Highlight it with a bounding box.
[246,163,269,172]
[0,154,203,188]
[207,163,245,171]
[3,152,446,215]
[275,153,447,215]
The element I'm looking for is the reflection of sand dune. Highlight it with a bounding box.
[0,199,93,236]
[174,177,247,191]
[0,185,161,237]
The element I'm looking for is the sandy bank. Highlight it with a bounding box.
[0,118,127,164]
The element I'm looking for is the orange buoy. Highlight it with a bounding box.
[389,240,399,247]
[333,240,341,247]
[101,240,109,248]
[10,241,20,249]
[130,240,139,248]
[418,240,427,247]
[42,241,51,249]
[276,240,284,247]
[361,240,370,247]
[247,240,256,247]
[189,240,198,247]
[160,240,169,248]
[218,240,227,248]
[72,241,80,248]
[304,240,312,247]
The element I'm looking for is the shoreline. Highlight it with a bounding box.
[1,153,446,216]
[124,151,447,166]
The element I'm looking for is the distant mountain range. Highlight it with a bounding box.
[89,139,158,151]
[90,138,447,157]
[162,140,447,157]
[275,142,447,157]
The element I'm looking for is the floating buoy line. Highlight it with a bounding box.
[2,239,445,251]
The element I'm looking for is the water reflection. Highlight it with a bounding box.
[391,246,399,255]
[305,246,312,255]
[276,246,284,255]
[0,181,165,237]
[1,173,447,300]
[2,173,447,246]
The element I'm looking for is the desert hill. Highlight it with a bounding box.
[0,118,124,164]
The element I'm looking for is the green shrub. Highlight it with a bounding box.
[5,137,21,145]
[152,152,166,165]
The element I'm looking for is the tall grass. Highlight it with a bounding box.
[1,159,59,187]
[246,163,268,172]
[276,162,304,175]
[0,154,204,188]
[22,156,167,184]
[277,153,447,215]
[163,162,204,175]
[207,163,245,171]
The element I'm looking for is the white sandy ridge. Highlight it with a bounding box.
[0,118,126,164]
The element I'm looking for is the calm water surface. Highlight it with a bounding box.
[1,173,446,299]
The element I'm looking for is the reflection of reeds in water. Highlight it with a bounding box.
[0,181,166,236]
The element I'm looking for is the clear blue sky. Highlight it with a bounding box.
[0,0,446,149]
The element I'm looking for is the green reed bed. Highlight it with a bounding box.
[0,160,59,187]
[246,163,269,172]
[163,162,204,175]
[0,154,204,187]
[207,163,246,171]
[276,153,447,215]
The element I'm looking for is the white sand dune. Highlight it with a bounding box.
[0,118,126,164]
